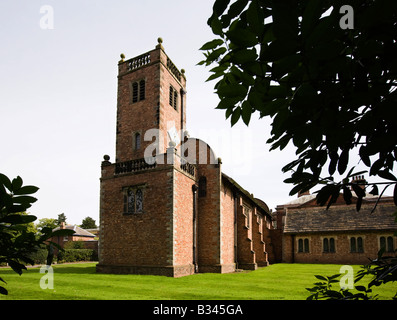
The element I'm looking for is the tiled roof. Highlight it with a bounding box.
[222,173,271,216]
[52,225,96,238]
[284,203,397,233]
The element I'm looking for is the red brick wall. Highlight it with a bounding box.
[99,165,174,267]
[283,231,395,264]
[220,183,236,270]
[173,169,195,266]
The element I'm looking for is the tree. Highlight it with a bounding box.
[80,216,97,229]
[0,173,74,295]
[199,0,397,209]
[56,213,67,226]
[36,218,58,233]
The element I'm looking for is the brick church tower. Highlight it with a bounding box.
[97,39,273,277]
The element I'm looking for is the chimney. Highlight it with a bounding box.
[351,175,367,190]
[298,189,310,198]
[60,222,66,229]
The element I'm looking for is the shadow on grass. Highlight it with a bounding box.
[1,263,98,275]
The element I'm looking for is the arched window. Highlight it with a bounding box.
[131,80,145,103]
[323,238,329,253]
[387,236,394,252]
[350,237,356,252]
[330,238,335,253]
[304,238,309,253]
[298,239,303,253]
[357,237,363,253]
[135,133,141,150]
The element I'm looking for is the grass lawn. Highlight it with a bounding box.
[0,263,395,300]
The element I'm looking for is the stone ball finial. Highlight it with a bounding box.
[103,155,110,161]
[181,69,185,74]
[157,37,163,44]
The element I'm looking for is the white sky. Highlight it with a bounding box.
[0,1,390,226]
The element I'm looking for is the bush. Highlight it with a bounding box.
[26,246,49,265]
[57,249,98,263]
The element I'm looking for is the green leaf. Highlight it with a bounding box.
[12,185,39,195]
[50,229,75,237]
[11,195,38,206]
[241,101,252,125]
[231,107,241,126]
[213,0,231,17]
[314,275,327,281]
[200,39,225,51]
[377,170,397,182]
[0,214,37,225]
[352,183,366,199]
[226,26,258,47]
[369,184,379,196]
[359,146,371,167]
[0,286,8,295]
[217,82,248,98]
[0,173,13,192]
[246,0,265,35]
[343,186,353,205]
[393,184,397,206]
[231,48,258,65]
[206,47,227,63]
[11,176,23,192]
[338,148,349,175]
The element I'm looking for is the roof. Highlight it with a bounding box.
[53,225,96,238]
[284,203,397,234]
[222,173,271,216]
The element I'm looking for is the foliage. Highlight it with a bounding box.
[199,0,397,208]
[36,218,58,234]
[56,213,67,226]
[64,240,84,249]
[57,249,97,263]
[80,216,97,229]
[307,249,397,300]
[0,172,74,295]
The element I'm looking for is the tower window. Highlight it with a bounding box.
[135,133,141,150]
[123,186,144,215]
[169,85,178,110]
[131,80,145,103]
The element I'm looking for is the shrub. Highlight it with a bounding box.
[57,249,98,263]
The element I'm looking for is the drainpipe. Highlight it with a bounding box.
[233,190,238,270]
[291,235,295,263]
[192,184,198,273]
[180,89,186,145]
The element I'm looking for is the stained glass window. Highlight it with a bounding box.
[124,186,144,214]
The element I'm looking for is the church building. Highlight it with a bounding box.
[96,39,274,277]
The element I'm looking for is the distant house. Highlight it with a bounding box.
[274,180,397,265]
[50,222,98,251]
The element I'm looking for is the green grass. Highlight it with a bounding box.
[0,263,395,300]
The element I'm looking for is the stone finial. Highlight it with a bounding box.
[102,154,111,166]
[119,53,125,63]
[156,37,164,50]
